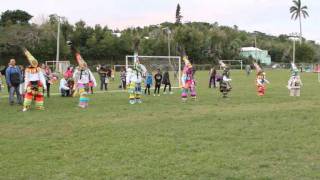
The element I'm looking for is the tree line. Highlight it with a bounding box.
[0,9,319,66]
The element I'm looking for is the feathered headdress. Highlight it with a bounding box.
[183,56,192,68]
[133,55,147,76]
[67,41,87,68]
[23,48,38,68]
[253,61,264,76]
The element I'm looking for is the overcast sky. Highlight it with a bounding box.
[1,0,319,42]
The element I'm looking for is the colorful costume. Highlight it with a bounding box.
[219,61,232,98]
[181,56,196,101]
[126,56,147,104]
[68,41,97,108]
[287,63,303,97]
[254,63,270,96]
[22,49,47,111]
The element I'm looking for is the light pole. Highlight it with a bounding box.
[55,15,61,72]
[289,32,299,64]
[254,32,258,62]
[163,27,172,64]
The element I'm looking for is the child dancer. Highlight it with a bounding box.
[219,61,232,98]
[126,56,147,104]
[181,56,196,101]
[287,62,303,97]
[154,69,162,96]
[254,62,270,96]
[68,41,97,108]
[145,72,152,95]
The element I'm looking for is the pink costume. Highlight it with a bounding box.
[181,57,196,101]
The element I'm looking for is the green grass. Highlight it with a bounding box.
[1,70,320,179]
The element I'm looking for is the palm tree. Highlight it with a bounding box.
[290,0,309,44]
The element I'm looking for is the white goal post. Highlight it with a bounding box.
[45,61,70,74]
[220,60,243,70]
[125,55,181,88]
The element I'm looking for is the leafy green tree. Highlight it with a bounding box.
[175,4,183,25]
[290,0,309,43]
[0,10,33,26]
[295,43,315,63]
[1,9,320,66]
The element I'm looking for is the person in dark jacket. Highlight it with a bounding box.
[154,69,162,96]
[6,59,23,105]
[209,67,217,88]
[162,70,172,94]
[98,65,108,91]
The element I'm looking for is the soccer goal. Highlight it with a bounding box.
[45,61,70,74]
[219,60,243,70]
[125,55,181,88]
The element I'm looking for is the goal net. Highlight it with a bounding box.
[45,61,70,74]
[126,55,181,87]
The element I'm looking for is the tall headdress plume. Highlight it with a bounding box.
[23,48,38,68]
[67,41,86,67]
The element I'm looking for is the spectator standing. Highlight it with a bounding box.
[120,69,126,90]
[6,59,23,105]
[98,66,108,91]
[209,67,217,88]
[41,64,52,97]
[162,70,172,94]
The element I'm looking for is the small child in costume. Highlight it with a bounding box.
[22,49,47,112]
[73,64,97,108]
[256,71,270,96]
[254,62,270,96]
[126,56,147,104]
[219,61,232,98]
[145,72,153,95]
[287,63,303,97]
[181,56,196,101]
[68,41,97,108]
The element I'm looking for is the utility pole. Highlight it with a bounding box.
[289,32,299,64]
[163,27,172,65]
[254,32,258,62]
[55,15,61,72]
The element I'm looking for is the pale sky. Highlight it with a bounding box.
[1,0,319,42]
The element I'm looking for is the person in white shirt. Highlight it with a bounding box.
[60,75,71,97]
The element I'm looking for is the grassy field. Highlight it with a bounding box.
[1,70,320,179]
